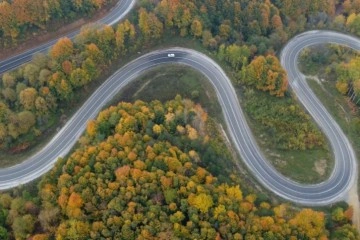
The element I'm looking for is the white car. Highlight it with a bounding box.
[167,53,175,57]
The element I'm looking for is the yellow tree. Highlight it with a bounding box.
[289,208,327,238]
[19,88,38,110]
[191,19,203,37]
[189,193,213,213]
[138,8,163,41]
[246,55,288,97]
[0,2,18,40]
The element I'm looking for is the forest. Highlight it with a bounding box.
[0,97,358,239]
[0,0,360,238]
[0,0,114,45]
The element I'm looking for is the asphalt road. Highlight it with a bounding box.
[0,27,358,205]
[0,0,135,75]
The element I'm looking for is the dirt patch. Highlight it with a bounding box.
[313,159,327,176]
[0,3,117,60]
[274,158,287,168]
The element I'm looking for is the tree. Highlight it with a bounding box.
[35,96,49,115]
[61,60,73,75]
[96,25,116,60]
[12,215,35,240]
[115,20,136,53]
[189,193,213,213]
[0,226,8,240]
[333,224,360,240]
[23,63,41,87]
[0,2,19,40]
[70,68,90,87]
[80,58,97,82]
[19,88,38,110]
[86,120,97,137]
[202,30,213,48]
[50,37,74,62]
[2,73,16,88]
[223,44,250,71]
[17,111,36,134]
[332,207,345,223]
[348,14,360,36]
[85,43,104,64]
[39,69,52,86]
[191,19,203,37]
[138,8,163,41]
[289,208,326,238]
[219,22,231,40]
[246,55,288,97]
[2,88,17,102]
[271,15,283,30]
[0,123,7,142]
[56,220,90,239]
[57,78,73,100]
[39,207,60,233]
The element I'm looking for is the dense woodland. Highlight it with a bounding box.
[0,98,358,239]
[0,0,114,45]
[0,0,360,238]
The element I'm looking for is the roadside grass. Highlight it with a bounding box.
[240,88,333,184]
[268,147,332,183]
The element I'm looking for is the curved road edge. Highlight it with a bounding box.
[0,40,357,206]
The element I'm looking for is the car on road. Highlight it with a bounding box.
[167,53,175,57]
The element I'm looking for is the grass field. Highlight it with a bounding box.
[239,88,333,184]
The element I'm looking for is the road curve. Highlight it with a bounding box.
[0,0,135,75]
[0,31,357,205]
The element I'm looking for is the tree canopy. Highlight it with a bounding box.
[0,97,357,239]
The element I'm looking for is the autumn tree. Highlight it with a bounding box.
[289,208,327,239]
[50,37,74,62]
[19,88,38,110]
[245,55,288,97]
[70,68,90,88]
[190,19,203,38]
[115,20,136,54]
[138,8,164,41]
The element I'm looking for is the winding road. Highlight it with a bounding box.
[0,7,357,206]
[0,0,135,75]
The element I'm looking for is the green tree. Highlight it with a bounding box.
[70,68,90,88]
[0,226,8,240]
[12,215,35,240]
